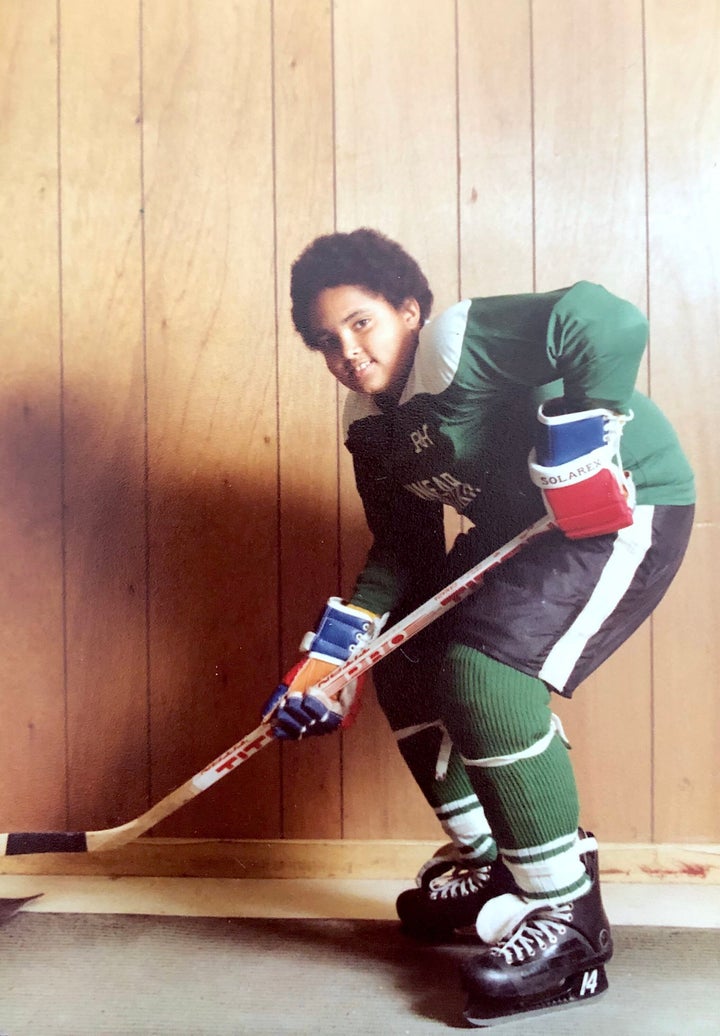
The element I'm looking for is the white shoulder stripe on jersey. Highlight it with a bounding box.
[539,504,655,691]
[400,298,471,404]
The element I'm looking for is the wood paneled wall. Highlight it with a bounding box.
[1,0,718,854]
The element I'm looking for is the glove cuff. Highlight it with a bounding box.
[529,443,613,489]
[300,597,386,665]
[530,399,636,539]
[535,400,633,465]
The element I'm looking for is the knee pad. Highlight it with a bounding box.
[439,644,555,761]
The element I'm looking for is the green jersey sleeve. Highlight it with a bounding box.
[464,281,648,411]
[547,281,648,410]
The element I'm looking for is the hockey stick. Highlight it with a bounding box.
[1,515,554,856]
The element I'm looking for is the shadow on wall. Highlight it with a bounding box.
[0,379,350,840]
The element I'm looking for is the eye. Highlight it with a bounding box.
[354,316,371,331]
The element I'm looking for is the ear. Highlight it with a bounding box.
[400,296,422,329]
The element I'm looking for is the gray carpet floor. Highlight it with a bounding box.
[0,913,718,1035]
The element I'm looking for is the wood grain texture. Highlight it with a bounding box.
[553,635,653,841]
[272,0,344,840]
[0,2,66,828]
[533,0,647,308]
[1,837,718,883]
[458,0,533,296]
[142,0,279,838]
[333,0,459,312]
[645,0,719,841]
[60,0,149,831]
[652,526,719,841]
[645,0,720,523]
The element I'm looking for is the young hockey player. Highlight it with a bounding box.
[263,228,695,1024]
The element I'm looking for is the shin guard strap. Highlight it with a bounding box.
[395,719,454,781]
[461,714,570,769]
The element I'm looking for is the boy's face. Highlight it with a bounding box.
[309,285,421,399]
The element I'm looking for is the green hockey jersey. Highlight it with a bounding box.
[343,281,695,617]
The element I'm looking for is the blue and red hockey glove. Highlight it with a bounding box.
[528,398,635,539]
[263,598,387,740]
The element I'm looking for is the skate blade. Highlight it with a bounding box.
[464,964,609,1027]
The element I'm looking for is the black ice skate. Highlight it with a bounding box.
[461,833,613,1026]
[397,845,517,941]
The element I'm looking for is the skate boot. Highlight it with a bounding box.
[461,833,613,1026]
[397,844,517,941]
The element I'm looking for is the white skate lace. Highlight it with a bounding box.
[491,903,574,963]
[603,410,636,507]
[429,866,490,901]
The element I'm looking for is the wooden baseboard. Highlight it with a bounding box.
[2,838,720,882]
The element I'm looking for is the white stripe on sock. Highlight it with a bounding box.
[501,830,578,861]
[503,840,585,897]
[435,793,479,818]
[441,807,492,845]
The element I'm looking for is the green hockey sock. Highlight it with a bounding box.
[438,644,587,900]
[396,725,497,864]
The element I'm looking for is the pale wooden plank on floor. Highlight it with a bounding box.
[1,875,719,929]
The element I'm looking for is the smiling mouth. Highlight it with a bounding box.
[348,359,373,382]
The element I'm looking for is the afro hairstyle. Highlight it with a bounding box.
[290,228,433,348]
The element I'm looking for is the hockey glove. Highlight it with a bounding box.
[528,398,635,539]
[262,598,387,740]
